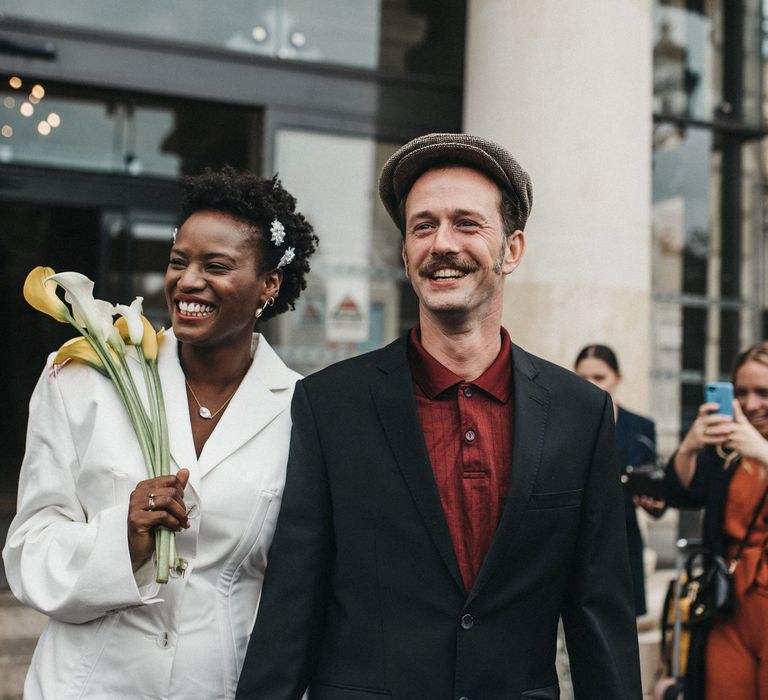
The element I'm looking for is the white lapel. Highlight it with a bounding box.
[157,330,298,484]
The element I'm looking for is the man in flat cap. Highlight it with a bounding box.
[237,133,642,699]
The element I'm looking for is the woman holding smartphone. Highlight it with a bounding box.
[665,340,768,700]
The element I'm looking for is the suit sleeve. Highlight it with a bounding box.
[237,379,332,700]
[1,363,161,624]
[561,393,643,699]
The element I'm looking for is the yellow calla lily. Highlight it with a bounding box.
[115,312,159,361]
[23,267,70,322]
[114,316,131,344]
[53,336,112,374]
[141,316,159,361]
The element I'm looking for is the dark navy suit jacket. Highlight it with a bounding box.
[615,407,657,615]
[237,336,642,700]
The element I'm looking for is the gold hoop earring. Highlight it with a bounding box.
[254,295,276,320]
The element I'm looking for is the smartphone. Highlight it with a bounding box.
[704,381,734,417]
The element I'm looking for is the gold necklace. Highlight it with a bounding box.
[185,380,237,420]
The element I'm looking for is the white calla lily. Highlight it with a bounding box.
[115,297,145,346]
[48,272,116,343]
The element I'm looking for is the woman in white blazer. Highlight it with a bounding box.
[3,167,318,699]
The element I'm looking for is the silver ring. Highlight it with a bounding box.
[148,494,156,511]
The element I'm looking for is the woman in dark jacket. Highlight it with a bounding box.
[575,344,662,616]
[665,341,768,700]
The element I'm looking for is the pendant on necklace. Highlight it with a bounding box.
[199,406,212,419]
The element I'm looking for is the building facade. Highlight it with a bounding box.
[1,1,767,533]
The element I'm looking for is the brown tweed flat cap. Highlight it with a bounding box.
[378,132,533,231]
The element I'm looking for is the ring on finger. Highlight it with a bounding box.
[148,493,156,511]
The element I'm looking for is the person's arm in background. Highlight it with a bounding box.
[674,402,733,488]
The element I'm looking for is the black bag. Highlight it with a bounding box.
[681,484,768,627]
[680,548,733,625]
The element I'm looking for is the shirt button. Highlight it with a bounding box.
[156,631,170,648]
[460,613,474,630]
[464,429,476,442]
[463,386,473,398]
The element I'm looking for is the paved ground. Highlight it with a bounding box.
[0,592,46,700]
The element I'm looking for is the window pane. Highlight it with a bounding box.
[2,0,464,79]
[0,79,261,177]
[653,0,722,121]
[270,129,403,374]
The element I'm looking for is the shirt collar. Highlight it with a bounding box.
[407,325,513,403]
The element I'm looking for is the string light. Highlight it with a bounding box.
[47,112,61,128]
[9,77,22,89]
[31,84,45,99]
[1,125,12,138]
[20,102,34,117]
[37,121,51,135]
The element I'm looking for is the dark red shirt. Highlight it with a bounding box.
[407,326,514,591]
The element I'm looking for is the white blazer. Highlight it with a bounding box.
[3,331,300,699]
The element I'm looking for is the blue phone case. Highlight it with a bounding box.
[704,382,734,417]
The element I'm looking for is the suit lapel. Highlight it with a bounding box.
[468,344,550,604]
[369,338,466,594]
[196,336,296,478]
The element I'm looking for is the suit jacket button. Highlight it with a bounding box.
[460,613,474,630]
[458,696,469,700]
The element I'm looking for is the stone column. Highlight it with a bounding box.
[464,0,653,411]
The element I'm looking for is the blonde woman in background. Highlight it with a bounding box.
[664,341,768,700]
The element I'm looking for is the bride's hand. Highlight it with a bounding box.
[127,468,190,570]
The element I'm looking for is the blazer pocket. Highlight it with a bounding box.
[110,468,137,505]
[527,489,582,510]
[311,681,391,699]
[521,683,559,699]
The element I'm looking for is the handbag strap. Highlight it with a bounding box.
[730,483,768,573]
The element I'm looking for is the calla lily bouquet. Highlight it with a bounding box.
[23,266,185,583]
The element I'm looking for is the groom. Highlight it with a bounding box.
[237,133,641,699]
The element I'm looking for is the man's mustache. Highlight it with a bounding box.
[418,255,478,278]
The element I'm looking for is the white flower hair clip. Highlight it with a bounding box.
[277,247,295,269]
[172,227,178,243]
[270,218,286,245]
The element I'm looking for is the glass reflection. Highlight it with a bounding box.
[0,81,260,177]
[2,0,464,78]
[652,0,721,120]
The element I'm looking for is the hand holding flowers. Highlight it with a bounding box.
[24,266,186,583]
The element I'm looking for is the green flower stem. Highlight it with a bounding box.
[156,526,172,584]
[136,348,162,475]
[79,328,156,477]
[118,351,152,440]
[142,353,175,582]
[151,361,171,477]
